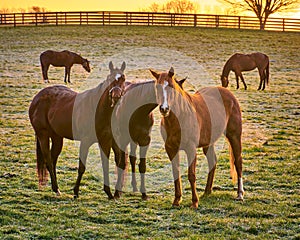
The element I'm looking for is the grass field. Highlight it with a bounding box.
[0,25,299,239]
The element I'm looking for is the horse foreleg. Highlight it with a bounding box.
[64,67,72,83]
[139,145,149,200]
[100,144,114,199]
[129,142,138,192]
[239,73,247,90]
[166,145,181,207]
[73,142,90,198]
[114,149,127,199]
[203,146,217,196]
[186,147,198,208]
[234,72,240,89]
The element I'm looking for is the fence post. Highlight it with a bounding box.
[13,14,16,27]
[194,14,197,27]
[80,12,82,25]
[238,16,241,29]
[215,15,219,27]
[35,13,38,26]
[283,18,285,32]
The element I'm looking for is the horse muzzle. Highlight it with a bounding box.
[159,105,170,117]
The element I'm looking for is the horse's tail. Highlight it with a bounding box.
[265,60,270,85]
[229,145,237,184]
[36,136,48,188]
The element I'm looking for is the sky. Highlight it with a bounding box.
[1,0,300,18]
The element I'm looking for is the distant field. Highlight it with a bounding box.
[0,26,299,239]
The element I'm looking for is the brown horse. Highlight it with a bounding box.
[40,50,91,84]
[112,81,158,200]
[221,52,269,90]
[29,61,126,198]
[150,67,244,208]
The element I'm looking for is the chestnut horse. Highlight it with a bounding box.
[150,67,244,208]
[112,81,158,200]
[29,61,126,198]
[221,52,269,90]
[40,50,90,83]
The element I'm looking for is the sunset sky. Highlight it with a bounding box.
[1,0,299,17]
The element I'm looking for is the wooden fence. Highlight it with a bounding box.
[0,11,299,32]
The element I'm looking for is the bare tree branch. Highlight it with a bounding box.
[218,0,300,29]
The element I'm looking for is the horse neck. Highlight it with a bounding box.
[222,60,232,77]
[72,53,84,64]
[136,103,158,116]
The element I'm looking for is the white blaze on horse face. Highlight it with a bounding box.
[161,81,169,110]
[115,73,121,81]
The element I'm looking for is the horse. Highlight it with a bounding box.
[112,81,158,200]
[221,52,269,90]
[112,79,188,200]
[29,61,126,198]
[150,67,244,208]
[40,50,91,84]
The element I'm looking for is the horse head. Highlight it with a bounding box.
[150,67,186,117]
[108,61,126,107]
[221,75,229,88]
[82,59,91,73]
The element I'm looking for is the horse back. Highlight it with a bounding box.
[193,87,241,146]
[29,85,76,139]
[40,50,74,67]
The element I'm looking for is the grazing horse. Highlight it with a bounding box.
[221,52,269,90]
[150,67,244,208]
[40,50,91,84]
[112,81,158,200]
[29,61,126,198]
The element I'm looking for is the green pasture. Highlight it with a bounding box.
[0,25,299,239]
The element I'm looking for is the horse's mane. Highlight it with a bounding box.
[171,78,196,115]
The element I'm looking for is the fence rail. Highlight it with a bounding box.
[0,11,299,32]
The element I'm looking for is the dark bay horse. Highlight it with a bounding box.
[112,81,158,200]
[40,50,91,84]
[221,52,269,90]
[150,67,244,208]
[29,61,126,198]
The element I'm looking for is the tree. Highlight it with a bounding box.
[219,0,300,29]
[144,0,199,14]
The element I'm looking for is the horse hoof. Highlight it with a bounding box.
[114,190,122,199]
[172,204,180,208]
[172,198,181,207]
[190,203,198,209]
[235,195,244,201]
[56,190,61,196]
[73,195,78,199]
[141,193,149,201]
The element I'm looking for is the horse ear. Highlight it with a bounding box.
[120,62,126,72]
[149,69,160,80]
[168,67,174,77]
[109,61,114,71]
[176,77,187,89]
